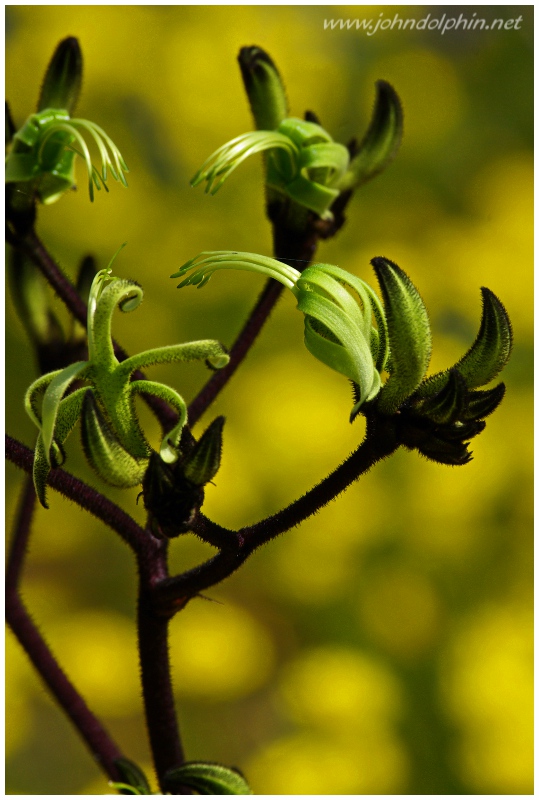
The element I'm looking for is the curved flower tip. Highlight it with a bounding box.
[5,108,128,204]
[191,117,350,219]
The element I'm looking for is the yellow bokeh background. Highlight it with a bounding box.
[6,5,532,795]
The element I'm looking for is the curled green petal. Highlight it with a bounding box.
[81,392,148,488]
[41,361,89,462]
[339,80,403,192]
[130,380,187,464]
[372,257,431,414]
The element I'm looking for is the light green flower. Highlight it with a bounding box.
[6,108,128,204]
[172,251,389,416]
[25,247,229,507]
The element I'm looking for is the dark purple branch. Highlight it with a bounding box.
[6,595,125,782]
[6,476,125,783]
[137,542,190,793]
[6,435,147,553]
[156,413,399,605]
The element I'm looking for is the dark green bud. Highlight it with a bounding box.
[8,250,65,373]
[238,46,288,131]
[372,257,432,414]
[463,383,506,421]
[339,81,403,191]
[183,416,225,486]
[141,452,204,539]
[113,758,152,795]
[165,762,253,795]
[418,369,467,425]
[38,37,83,114]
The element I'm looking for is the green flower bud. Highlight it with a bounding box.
[338,81,403,191]
[463,383,506,421]
[238,46,288,131]
[38,37,83,116]
[372,257,432,414]
[183,416,225,486]
[164,762,252,795]
[417,287,513,399]
[81,392,149,488]
[417,368,468,425]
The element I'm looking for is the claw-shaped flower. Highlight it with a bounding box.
[172,251,512,466]
[25,248,229,507]
[172,251,388,416]
[192,46,402,221]
[5,38,128,204]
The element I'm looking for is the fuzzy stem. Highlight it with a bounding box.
[6,476,125,783]
[137,543,188,794]
[6,435,147,552]
[156,412,399,605]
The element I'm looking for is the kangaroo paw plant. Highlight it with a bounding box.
[6,37,513,796]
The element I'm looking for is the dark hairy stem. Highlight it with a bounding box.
[6,476,125,783]
[138,558,187,792]
[156,413,400,606]
[5,435,147,552]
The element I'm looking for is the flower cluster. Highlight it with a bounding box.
[172,251,512,463]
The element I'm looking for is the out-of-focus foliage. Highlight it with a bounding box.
[6,5,532,795]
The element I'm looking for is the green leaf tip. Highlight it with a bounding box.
[38,37,83,115]
[165,762,253,795]
[372,256,431,414]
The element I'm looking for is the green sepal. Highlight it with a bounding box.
[183,416,225,486]
[339,80,403,191]
[372,257,431,414]
[38,37,83,115]
[238,46,288,131]
[81,392,149,488]
[164,762,253,795]
[112,758,153,795]
[418,369,468,424]
[463,382,506,421]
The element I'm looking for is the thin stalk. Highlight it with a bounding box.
[6,435,147,553]
[6,476,125,783]
[137,543,187,794]
[155,413,399,605]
